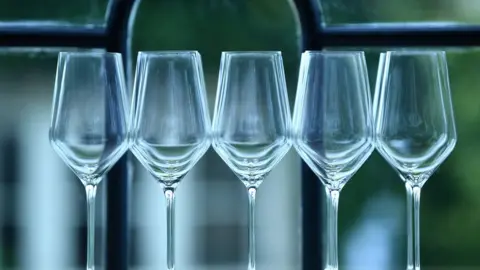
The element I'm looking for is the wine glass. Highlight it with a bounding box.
[373,50,456,270]
[129,51,211,270]
[292,51,374,270]
[49,51,130,270]
[211,51,292,270]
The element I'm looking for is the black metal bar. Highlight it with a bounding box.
[291,0,324,269]
[293,0,323,49]
[319,24,480,47]
[104,1,139,270]
[106,0,142,92]
[106,0,141,73]
[0,23,106,48]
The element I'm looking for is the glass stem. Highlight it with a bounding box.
[325,187,340,270]
[405,183,422,270]
[248,187,257,270]
[164,187,176,270]
[85,184,97,270]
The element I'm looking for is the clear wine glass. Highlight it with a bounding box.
[292,51,374,270]
[49,51,130,270]
[373,50,457,270]
[129,51,211,270]
[211,51,292,270]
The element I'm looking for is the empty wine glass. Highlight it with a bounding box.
[292,51,374,270]
[211,51,292,270]
[129,51,211,270]
[49,51,130,270]
[373,50,456,270]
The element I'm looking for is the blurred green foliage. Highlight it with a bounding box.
[132,0,300,94]
[320,0,480,24]
[0,0,108,23]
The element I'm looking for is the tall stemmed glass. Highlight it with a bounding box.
[49,52,130,270]
[211,51,292,270]
[292,51,374,270]
[129,51,211,270]
[373,51,457,270]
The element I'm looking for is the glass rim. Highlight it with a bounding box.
[138,50,200,56]
[304,50,365,56]
[222,51,282,56]
[381,50,446,56]
[58,51,121,57]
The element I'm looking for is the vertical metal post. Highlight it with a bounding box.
[104,1,140,270]
[290,0,324,269]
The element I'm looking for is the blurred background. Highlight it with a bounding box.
[0,0,478,269]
